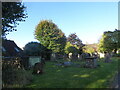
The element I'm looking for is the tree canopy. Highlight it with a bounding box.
[2,2,27,37]
[65,42,79,54]
[67,33,84,48]
[23,42,45,56]
[65,33,84,54]
[34,20,66,53]
[98,29,120,53]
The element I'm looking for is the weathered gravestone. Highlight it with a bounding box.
[84,57,98,68]
[68,53,73,60]
[104,52,112,63]
[50,53,57,61]
[29,56,41,68]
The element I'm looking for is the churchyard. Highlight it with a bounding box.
[2,20,120,88]
[24,57,118,88]
[2,2,120,89]
[2,39,120,88]
[2,53,119,88]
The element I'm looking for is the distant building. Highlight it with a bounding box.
[85,43,105,58]
[85,43,98,52]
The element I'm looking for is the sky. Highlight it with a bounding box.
[6,2,118,49]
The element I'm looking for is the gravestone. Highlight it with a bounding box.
[78,54,80,59]
[50,53,56,61]
[84,57,98,68]
[29,56,41,68]
[104,53,112,63]
[68,53,72,60]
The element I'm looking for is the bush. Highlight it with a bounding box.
[2,59,33,88]
[3,66,33,88]
[23,42,45,56]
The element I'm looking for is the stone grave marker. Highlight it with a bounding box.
[84,57,98,68]
[29,56,41,68]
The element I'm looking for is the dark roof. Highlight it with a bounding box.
[2,39,22,57]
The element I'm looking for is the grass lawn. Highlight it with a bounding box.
[25,57,119,88]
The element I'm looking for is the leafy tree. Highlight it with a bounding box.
[114,29,120,49]
[98,29,120,53]
[67,46,78,54]
[34,20,66,53]
[65,42,78,54]
[23,42,45,56]
[67,33,84,48]
[2,2,27,37]
[66,33,84,55]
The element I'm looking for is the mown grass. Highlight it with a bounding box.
[25,57,119,88]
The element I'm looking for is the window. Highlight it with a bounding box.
[2,47,6,52]
[14,47,19,52]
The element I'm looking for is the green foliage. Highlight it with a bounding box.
[65,33,84,55]
[67,33,84,48]
[2,2,27,37]
[23,42,45,56]
[98,29,120,53]
[67,46,78,54]
[3,68,33,88]
[2,58,33,88]
[65,42,78,54]
[34,20,66,53]
[83,45,96,54]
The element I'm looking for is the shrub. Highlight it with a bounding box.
[2,58,33,88]
[23,42,44,56]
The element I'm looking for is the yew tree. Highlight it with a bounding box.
[23,42,45,56]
